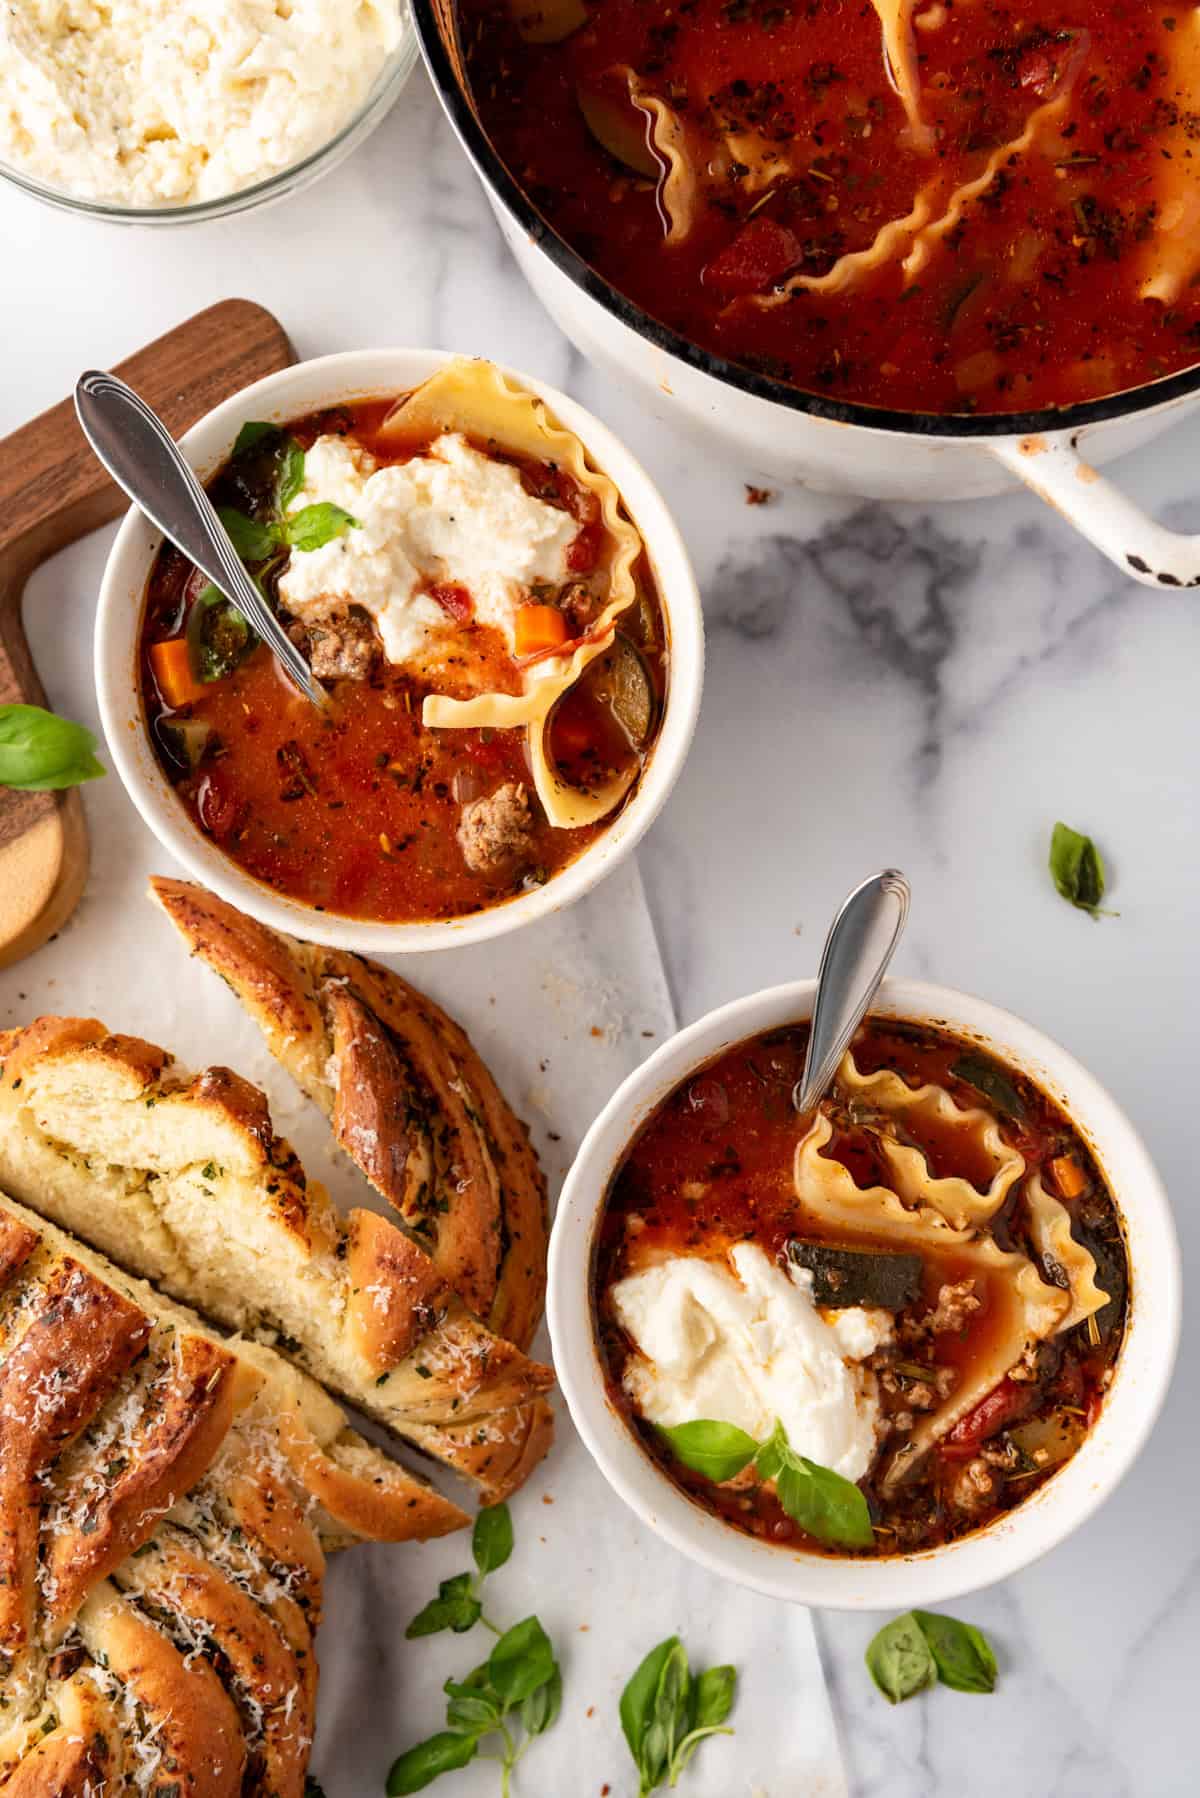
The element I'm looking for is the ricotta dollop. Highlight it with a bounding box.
[0,1,402,207]
[276,431,578,670]
[610,1244,891,1483]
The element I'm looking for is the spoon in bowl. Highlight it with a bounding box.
[75,370,326,710]
[793,868,911,1116]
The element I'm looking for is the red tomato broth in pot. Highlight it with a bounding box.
[460,0,1200,414]
[592,1018,1129,1556]
[138,389,669,923]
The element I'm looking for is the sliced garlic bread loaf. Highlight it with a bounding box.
[149,875,548,1351]
[0,1017,553,1502]
[0,1188,467,1797]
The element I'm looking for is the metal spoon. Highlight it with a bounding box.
[75,370,326,710]
[794,869,911,1115]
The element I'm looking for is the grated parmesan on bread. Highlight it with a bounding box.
[0,1015,554,1502]
[0,1187,466,1796]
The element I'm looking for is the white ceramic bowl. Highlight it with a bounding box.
[94,348,703,953]
[548,977,1180,1608]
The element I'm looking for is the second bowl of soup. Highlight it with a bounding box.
[548,978,1179,1606]
[95,349,702,951]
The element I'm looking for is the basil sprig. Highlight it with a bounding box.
[387,1616,561,1794]
[620,1635,737,1796]
[866,1610,998,1705]
[0,704,105,791]
[658,1417,873,1549]
[1049,821,1115,918]
[405,1503,513,1639]
[218,424,358,562]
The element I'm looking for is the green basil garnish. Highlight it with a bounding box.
[216,505,278,563]
[865,1613,937,1704]
[657,1419,759,1484]
[866,1610,998,1705]
[754,1421,874,1548]
[911,1609,998,1694]
[1049,821,1114,918]
[280,500,358,551]
[185,584,253,683]
[276,437,307,512]
[948,1051,1027,1122]
[404,1572,481,1640]
[232,420,279,457]
[472,1502,514,1576]
[0,703,105,792]
[619,1635,737,1797]
[660,1416,873,1549]
[387,1730,478,1793]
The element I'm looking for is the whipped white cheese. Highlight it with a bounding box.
[610,1244,891,1483]
[276,432,578,670]
[0,1,402,207]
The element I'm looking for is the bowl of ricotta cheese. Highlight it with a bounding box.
[0,0,415,221]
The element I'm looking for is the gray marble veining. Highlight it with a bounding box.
[4,66,1198,1797]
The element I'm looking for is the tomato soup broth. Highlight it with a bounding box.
[139,387,669,923]
[462,0,1200,413]
[593,1019,1128,1555]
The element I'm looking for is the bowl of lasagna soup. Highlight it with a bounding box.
[416,0,1200,583]
[94,349,702,950]
[547,977,1179,1606]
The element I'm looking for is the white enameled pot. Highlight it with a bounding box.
[547,978,1180,1609]
[94,348,703,954]
[414,0,1200,589]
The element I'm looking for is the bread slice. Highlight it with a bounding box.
[0,1187,466,1796]
[149,875,548,1351]
[0,1016,554,1502]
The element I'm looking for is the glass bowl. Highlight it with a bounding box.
[0,18,417,226]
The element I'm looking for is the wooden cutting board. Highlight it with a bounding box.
[0,299,294,969]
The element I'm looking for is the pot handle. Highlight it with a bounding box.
[989,433,1200,588]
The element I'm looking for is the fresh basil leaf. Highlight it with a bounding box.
[1049,821,1113,918]
[520,1663,563,1737]
[472,1502,513,1576]
[620,1636,678,1763]
[217,505,279,563]
[641,1637,690,1789]
[911,1610,998,1694]
[672,1722,736,1782]
[405,1572,481,1639]
[386,1730,478,1794]
[281,501,359,552]
[276,437,306,511]
[443,1683,501,1736]
[690,1664,736,1732]
[186,585,252,683]
[0,704,105,792]
[657,1419,759,1484]
[488,1615,556,1704]
[865,1613,938,1705]
[233,420,279,457]
[755,1421,874,1549]
[948,1052,1027,1123]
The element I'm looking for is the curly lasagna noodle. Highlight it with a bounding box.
[593,1016,1129,1555]
[464,0,1200,412]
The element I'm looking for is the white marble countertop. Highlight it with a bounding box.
[3,66,1197,1798]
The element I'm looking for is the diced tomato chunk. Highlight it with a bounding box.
[939,1378,1033,1458]
[429,582,474,625]
[702,217,802,299]
[567,520,604,574]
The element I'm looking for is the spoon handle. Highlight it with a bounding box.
[795,869,911,1115]
[74,371,325,710]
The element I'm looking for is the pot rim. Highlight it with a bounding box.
[412,0,1200,442]
[546,975,1181,1608]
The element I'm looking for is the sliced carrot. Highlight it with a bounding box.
[514,603,568,657]
[1048,1154,1087,1200]
[150,637,206,709]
